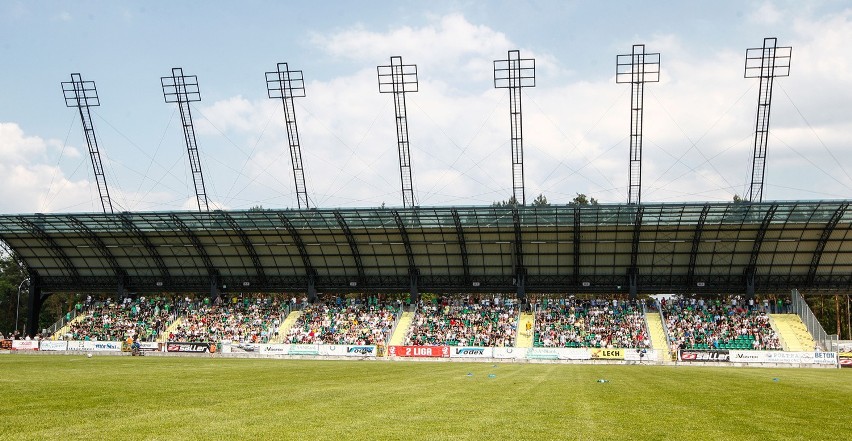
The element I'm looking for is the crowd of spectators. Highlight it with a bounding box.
[168,297,287,343]
[286,297,398,345]
[532,297,650,349]
[662,296,782,350]
[64,296,178,342]
[404,296,517,347]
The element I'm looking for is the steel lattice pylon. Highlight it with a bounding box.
[266,63,310,209]
[744,38,792,203]
[616,44,660,205]
[161,68,210,212]
[61,73,113,213]
[378,56,419,209]
[494,50,535,206]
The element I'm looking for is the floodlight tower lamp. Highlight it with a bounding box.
[744,37,791,203]
[615,44,660,205]
[377,56,419,209]
[161,68,210,212]
[266,62,310,210]
[61,73,114,213]
[494,50,535,206]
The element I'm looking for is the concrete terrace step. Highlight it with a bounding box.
[771,314,815,352]
[269,310,302,344]
[158,317,183,343]
[50,313,88,341]
[389,311,414,346]
[645,312,670,361]
[515,313,534,348]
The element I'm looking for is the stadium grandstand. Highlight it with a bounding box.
[0,39,849,365]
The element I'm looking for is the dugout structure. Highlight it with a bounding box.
[1,201,850,336]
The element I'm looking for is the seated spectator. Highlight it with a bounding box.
[66,296,179,342]
[533,297,650,349]
[169,296,287,343]
[404,296,517,347]
[286,297,397,345]
[662,295,782,351]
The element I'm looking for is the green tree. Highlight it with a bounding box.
[491,196,519,207]
[569,193,598,205]
[531,194,550,207]
[0,251,27,335]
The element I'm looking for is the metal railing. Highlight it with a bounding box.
[44,306,85,339]
[791,289,839,351]
[655,299,676,361]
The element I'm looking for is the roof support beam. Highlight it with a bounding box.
[119,214,171,285]
[392,210,419,302]
[745,204,778,297]
[807,203,848,285]
[573,205,581,287]
[512,207,525,298]
[628,206,644,298]
[451,209,470,286]
[220,211,266,287]
[17,216,80,286]
[169,214,219,296]
[277,213,316,298]
[68,216,128,292]
[687,204,710,288]
[26,273,49,337]
[334,211,365,286]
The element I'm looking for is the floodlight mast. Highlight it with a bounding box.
[377,56,418,209]
[266,63,310,210]
[744,37,791,203]
[494,50,535,206]
[61,73,113,213]
[161,68,210,212]
[616,44,660,205]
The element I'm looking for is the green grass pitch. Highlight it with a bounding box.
[0,354,849,440]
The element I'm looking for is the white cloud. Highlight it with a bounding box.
[17,9,852,212]
[749,1,783,25]
[182,11,852,208]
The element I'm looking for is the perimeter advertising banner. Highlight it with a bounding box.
[728,350,838,365]
[138,342,161,352]
[78,341,122,352]
[526,347,592,360]
[0,340,11,350]
[449,347,493,359]
[344,345,377,357]
[258,344,289,354]
[678,350,731,362]
[316,345,377,357]
[39,340,69,351]
[590,348,625,360]
[492,347,525,359]
[318,345,348,357]
[11,340,39,350]
[840,353,851,368]
[288,344,319,355]
[389,345,450,358]
[166,342,215,353]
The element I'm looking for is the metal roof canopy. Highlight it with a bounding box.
[1,201,850,295]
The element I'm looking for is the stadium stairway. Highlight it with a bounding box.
[515,313,534,348]
[644,313,670,361]
[389,311,414,346]
[157,318,183,343]
[269,310,302,344]
[50,314,87,340]
[770,314,815,352]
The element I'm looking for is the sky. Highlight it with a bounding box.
[0,0,851,214]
